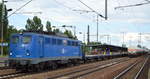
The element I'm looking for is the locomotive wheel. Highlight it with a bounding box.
[34,63,44,72]
[67,62,74,67]
[9,62,16,69]
[45,62,51,70]
[51,63,57,70]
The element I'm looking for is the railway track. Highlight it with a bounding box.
[0,57,127,79]
[114,55,149,79]
[134,55,150,79]
[0,72,27,79]
[0,68,17,75]
[47,58,130,79]
[0,67,9,70]
[0,69,22,79]
[0,56,146,79]
[11,57,129,79]
[0,66,26,79]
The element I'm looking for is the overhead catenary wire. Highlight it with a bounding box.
[77,0,105,19]
[76,0,108,42]
[145,0,150,2]
[53,0,74,10]
[6,0,25,2]
[52,0,95,21]
[115,1,150,9]
[14,12,42,14]
[53,0,94,14]
[8,0,34,17]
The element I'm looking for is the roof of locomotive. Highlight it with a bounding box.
[11,32,81,42]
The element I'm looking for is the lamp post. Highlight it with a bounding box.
[0,0,12,56]
[121,32,126,47]
[138,33,142,46]
[1,0,4,56]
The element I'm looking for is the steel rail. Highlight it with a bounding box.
[114,56,147,79]
[0,72,26,79]
[48,58,130,79]
[0,58,127,79]
[134,56,149,79]
[0,67,9,70]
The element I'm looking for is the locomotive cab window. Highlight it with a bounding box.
[45,38,51,44]
[67,41,71,46]
[23,36,31,44]
[57,39,62,45]
[75,42,79,46]
[52,39,56,45]
[12,36,19,44]
[72,41,76,46]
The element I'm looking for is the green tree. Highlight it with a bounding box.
[68,31,73,38]
[46,21,52,32]
[64,30,74,38]
[25,16,43,31]
[25,19,34,31]
[64,30,69,36]
[7,25,19,41]
[0,3,8,42]
[53,28,60,33]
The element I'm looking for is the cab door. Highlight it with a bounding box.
[39,36,44,58]
[10,35,20,57]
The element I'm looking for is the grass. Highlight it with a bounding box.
[0,55,8,58]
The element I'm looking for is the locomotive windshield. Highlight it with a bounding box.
[23,36,31,44]
[12,36,19,44]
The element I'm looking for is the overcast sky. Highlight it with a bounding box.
[4,0,150,48]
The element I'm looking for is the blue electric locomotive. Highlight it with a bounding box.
[8,32,83,70]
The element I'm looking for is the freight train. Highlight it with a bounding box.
[6,32,147,71]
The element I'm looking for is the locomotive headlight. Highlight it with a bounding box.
[26,50,30,56]
[26,53,30,56]
[10,52,12,55]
